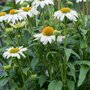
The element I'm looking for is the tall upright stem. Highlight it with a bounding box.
[63,19,67,90]
[82,1,86,29]
[17,60,27,90]
[57,0,61,9]
[86,0,88,16]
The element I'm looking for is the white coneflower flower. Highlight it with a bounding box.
[54,7,78,21]
[4,9,23,24]
[15,0,32,4]
[0,12,7,22]
[34,26,55,45]
[76,0,86,3]
[3,46,27,59]
[19,6,39,18]
[32,0,54,8]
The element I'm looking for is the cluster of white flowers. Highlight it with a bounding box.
[2,0,80,59]
[0,7,39,24]
[15,0,54,8]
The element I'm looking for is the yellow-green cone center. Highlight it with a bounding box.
[10,48,20,53]
[61,8,71,13]
[23,7,32,12]
[0,12,7,16]
[9,9,18,15]
[42,26,54,36]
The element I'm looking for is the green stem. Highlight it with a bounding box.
[63,19,67,90]
[17,60,27,90]
[57,0,61,9]
[42,9,45,26]
[28,18,34,36]
[82,1,86,28]
[86,0,88,16]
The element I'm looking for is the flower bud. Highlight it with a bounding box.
[5,28,13,33]
[3,65,11,70]
[21,2,29,7]
[53,30,61,36]
[30,74,38,80]
[67,1,73,7]
[10,21,26,29]
[18,35,20,38]
[13,64,18,69]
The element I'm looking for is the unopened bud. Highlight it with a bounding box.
[53,30,61,36]
[5,28,13,33]
[30,74,38,80]
[10,21,26,29]
[3,65,11,70]
[21,2,29,7]
[67,1,73,7]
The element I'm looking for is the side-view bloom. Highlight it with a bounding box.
[19,6,39,18]
[3,46,27,59]
[0,12,7,22]
[76,0,86,3]
[34,26,55,45]
[34,26,65,45]
[54,7,78,21]
[4,9,23,24]
[32,0,54,8]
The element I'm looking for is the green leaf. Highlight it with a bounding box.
[80,38,87,49]
[0,77,9,87]
[22,67,30,76]
[31,58,39,70]
[48,80,63,90]
[46,51,57,60]
[75,61,90,67]
[80,29,87,35]
[65,48,80,61]
[67,80,75,90]
[39,75,47,87]
[78,65,89,86]
[65,48,72,61]
[67,62,76,81]
[71,50,80,59]
[1,6,12,12]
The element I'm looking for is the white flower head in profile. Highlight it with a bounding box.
[54,7,78,21]
[19,6,39,18]
[3,46,27,59]
[4,9,23,24]
[76,0,86,3]
[34,26,56,45]
[32,0,54,8]
[0,12,7,22]
[15,0,32,4]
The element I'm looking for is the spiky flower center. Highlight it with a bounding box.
[0,12,7,16]
[42,26,54,36]
[61,8,71,13]
[23,7,32,12]
[10,48,20,53]
[9,9,18,15]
